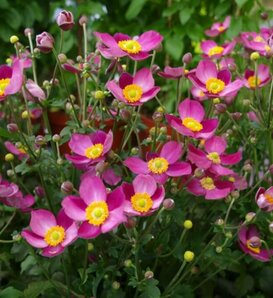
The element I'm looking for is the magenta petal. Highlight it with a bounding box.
[79,176,106,205]
[187,144,211,169]
[129,52,150,61]
[25,79,46,100]
[124,157,149,174]
[195,119,218,139]
[102,168,121,186]
[113,33,131,42]
[119,72,133,89]
[217,69,231,85]
[78,221,101,239]
[187,179,205,196]
[205,136,227,154]
[196,60,217,84]
[106,80,124,100]
[61,196,86,221]
[57,209,74,229]
[5,59,23,95]
[101,208,126,233]
[137,30,163,52]
[205,187,231,200]
[167,162,191,177]
[188,74,207,92]
[160,141,182,164]
[30,209,56,237]
[133,174,157,196]
[178,99,205,122]
[255,187,265,202]
[103,130,113,153]
[165,114,194,137]
[205,29,220,37]
[210,164,234,176]
[107,186,125,211]
[152,173,168,184]
[21,230,47,248]
[201,40,217,54]
[94,32,118,48]
[42,245,64,257]
[151,186,165,209]
[221,152,242,165]
[258,64,270,81]
[65,154,91,167]
[140,87,160,103]
[62,222,78,247]
[249,249,273,262]
[69,134,93,155]
[133,68,154,93]
[0,65,12,79]
[219,79,244,97]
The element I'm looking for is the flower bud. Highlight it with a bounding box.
[57,158,63,165]
[58,53,67,64]
[182,52,192,65]
[36,32,54,53]
[157,106,165,113]
[7,123,18,133]
[269,222,273,232]
[215,246,222,253]
[213,98,220,104]
[159,127,167,134]
[131,147,139,155]
[151,64,160,74]
[261,12,268,20]
[215,103,227,113]
[144,271,154,280]
[34,186,45,197]
[163,198,175,210]
[56,10,74,31]
[79,15,88,26]
[124,217,136,229]
[152,111,164,123]
[243,164,252,172]
[7,169,15,177]
[10,35,19,44]
[245,212,256,223]
[250,52,260,61]
[243,99,251,106]
[225,232,233,239]
[94,90,105,100]
[88,243,94,251]
[6,58,12,65]
[184,251,194,262]
[35,135,46,146]
[112,281,120,290]
[124,259,133,267]
[194,168,204,178]
[5,153,14,162]
[52,134,61,142]
[61,181,74,194]
[21,110,29,119]
[120,109,131,121]
[231,112,242,121]
[231,190,239,199]
[215,218,224,226]
[183,220,193,230]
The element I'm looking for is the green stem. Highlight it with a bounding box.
[27,32,38,84]
[38,166,55,213]
[150,50,156,69]
[224,198,235,231]
[163,261,186,295]
[0,211,16,235]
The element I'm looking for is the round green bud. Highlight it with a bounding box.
[5,153,14,162]
[21,111,29,119]
[250,52,260,61]
[94,90,105,100]
[184,220,193,230]
[112,281,120,290]
[215,246,223,253]
[10,35,19,44]
[124,259,133,267]
[184,251,195,262]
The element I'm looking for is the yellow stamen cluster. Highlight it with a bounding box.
[208,46,224,57]
[131,192,153,213]
[118,40,142,54]
[0,78,10,96]
[85,201,109,226]
[44,225,65,247]
[207,152,221,164]
[254,36,264,42]
[122,84,143,103]
[247,76,261,89]
[200,177,215,190]
[264,193,273,204]
[148,157,169,174]
[182,117,203,132]
[85,143,104,159]
[218,26,225,32]
[206,78,225,94]
[246,239,261,254]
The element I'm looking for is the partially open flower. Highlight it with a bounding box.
[205,16,231,37]
[36,32,54,53]
[56,10,74,31]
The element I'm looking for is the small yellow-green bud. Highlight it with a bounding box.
[21,110,29,119]
[184,220,193,230]
[225,232,233,239]
[10,35,19,44]
[144,271,154,279]
[6,58,12,65]
[215,246,222,253]
[250,52,260,61]
[245,212,256,223]
[184,251,194,262]
[5,153,14,162]
[213,98,220,104]
[159,127,167,134]
[122,64,127,71]
[94,90,105,100]
[157,106,165,113]
[52,134,61,142]
[112,281,120,290]
[88,243,94,251]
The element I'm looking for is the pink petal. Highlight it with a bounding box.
[195,60,217,84]
[210,164,235,176]
[124,157,149,174]
[25,79,46,100]
[133,68,154,93]
[94,32,118,48]
[128,52,150,61]
[218,79,244,97]
[187,179,205,196]
[187,144,211,169]
[107,186,125,211]
[30,209,56,237]
[140,87,160,103]
[195,119,218,139]
[151,186,165,209]
[57,209,74,229]
[101,207,126,233]
[205,187,231,200]
[217,69,231,85]
[62,222,78,247]
[152,173,168,184]
[5,59,23,95]
[221,152,242,165]
[201,40,217,54]
[106,80,124,100]
[69,134,93,155]
[178,99,205,122]
[160,141,182,164]
[61,196,86,221]
[78,221,101,239]
[42,245,64,257]
[133,174,157,196]
[205,136,227,154]
[166,162,192,177]
[119,72,133,89]
[21,230,47,248]
[165,114,194,137]
[102,130,113,154]
[79,175,106,205]
[137,30,163,52]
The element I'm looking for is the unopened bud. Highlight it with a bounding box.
[215,218,224,226]
[144,271,154,280]
[94,90,105,100]
[151,64,160,74]
[184,220,193,230]
[250,137,256,144]
[215,246,222,253]
[34,186,45,197]
[35,135,46,146]
[5,153,14,162]
[10,35,19,44]
[52,134,61,142]
[243,164,252,172]
[215,103,227,113]
[24,28,33,36]
[112,281,120,290]
[269,222,273,232]
[7,123,18,133]
[79,15,88,26]
[163,198,175,210]
[124,259,133,267]
[182,52,192,64]
[184,251,194,262]
[194,168,204,178]
[58,53,67,64]
[159,127,167,134]
[152,111,163,123]
[57,158,63,165]
[261,12,268,20]
[245,212,256,223]
[124,217,136,229]
[21,110,29,119]
[243,99,251,106]
[213,98,220,104]
[61,181,74,194]
[131,147,139,155]
[225,232,233,239]
[250,52,260,61]
[231,190,239,199]
[231,112,242,120]
[88,243,94,251]
[7,169,15,177]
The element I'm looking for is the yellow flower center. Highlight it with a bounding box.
[182,117,203,132]
[264,193,273,204]
[254,36,264,42]
[207,152,221,164]
[0,78,10,96]
[85,201,109,226]
[199,91,205,97]
[118,40,142,54]
[246,239,261,254]
[148,157,169,174]
[265,45,271,52]
[208,46,224,57]
[200,177,215,190]
[85,143,104,159]
[131,192,153,213]
[122,84,143,103]
[206,78,225,94]
[228,177,235,182]
[44,225,65,247]
[247,76,261,88]
[218,26,225,32]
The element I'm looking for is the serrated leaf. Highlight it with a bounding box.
[125,0,147,20]
[0,287,22,298]
[23,281,53,298]
[179,8,192,25]
[140,279,160,298]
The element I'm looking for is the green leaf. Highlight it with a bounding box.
[235,0,248,7]
[0,287,22,298]
[235,274,254,297]
[0,127,12,139]
[6,8,22,29]
[125,0,147,20]
[179,7,193,25]
[0,0,8,9]
[165,36,184,60]
[23,281,53,298]
[140,279,160,298]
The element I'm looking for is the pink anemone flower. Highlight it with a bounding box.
[5,141,29,160]
[0,59,23,101]
[0,176,19,198]
[62,176,126,239]
[22,209,78,257]
[201,40,235,59]
[243,64,271,89]
[94,31,163,61]
[255,187,273,212]
[240,31,271,56]
[239,225,273,262]
[1,191,35,212]
[157,66,185,79]
[166,99,218,139]
[187,136,242,176]
[122,174,165,216]
[205,16,231,37]
[188,60,244,98]
[106,68,160,106]
[187,173,232,200]
[219,58,236,70]
[65,130,113,169]
[191,86,208,101]
[124,141,191,184]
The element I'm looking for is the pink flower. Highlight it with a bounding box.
[36,32,54,53]
[188,60,244,98]
[201,40,235,59]
[122,174,165,216]
[124,141,191,184]
[240,31,272,56]
[239,225,273,262]
[247,111,260,123]
[219,58,235,70]
[255,187,273,211]
[65,130,113,169]
[1,191,35,212]
[166,99,218,139]
[25,79,46,101]
[5,141,29,160]
[56,10,74,31]
[191,86,208,101]
[205,16,231,37]
[187,136,242,176]
[106,68,160,106]
[94,31,163,61]
[0,59,23,101]
[158,66,185,79]
[187,173,232,200]
[62,176,126,239]
[22,209,78,257]
[243,64,271,89]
